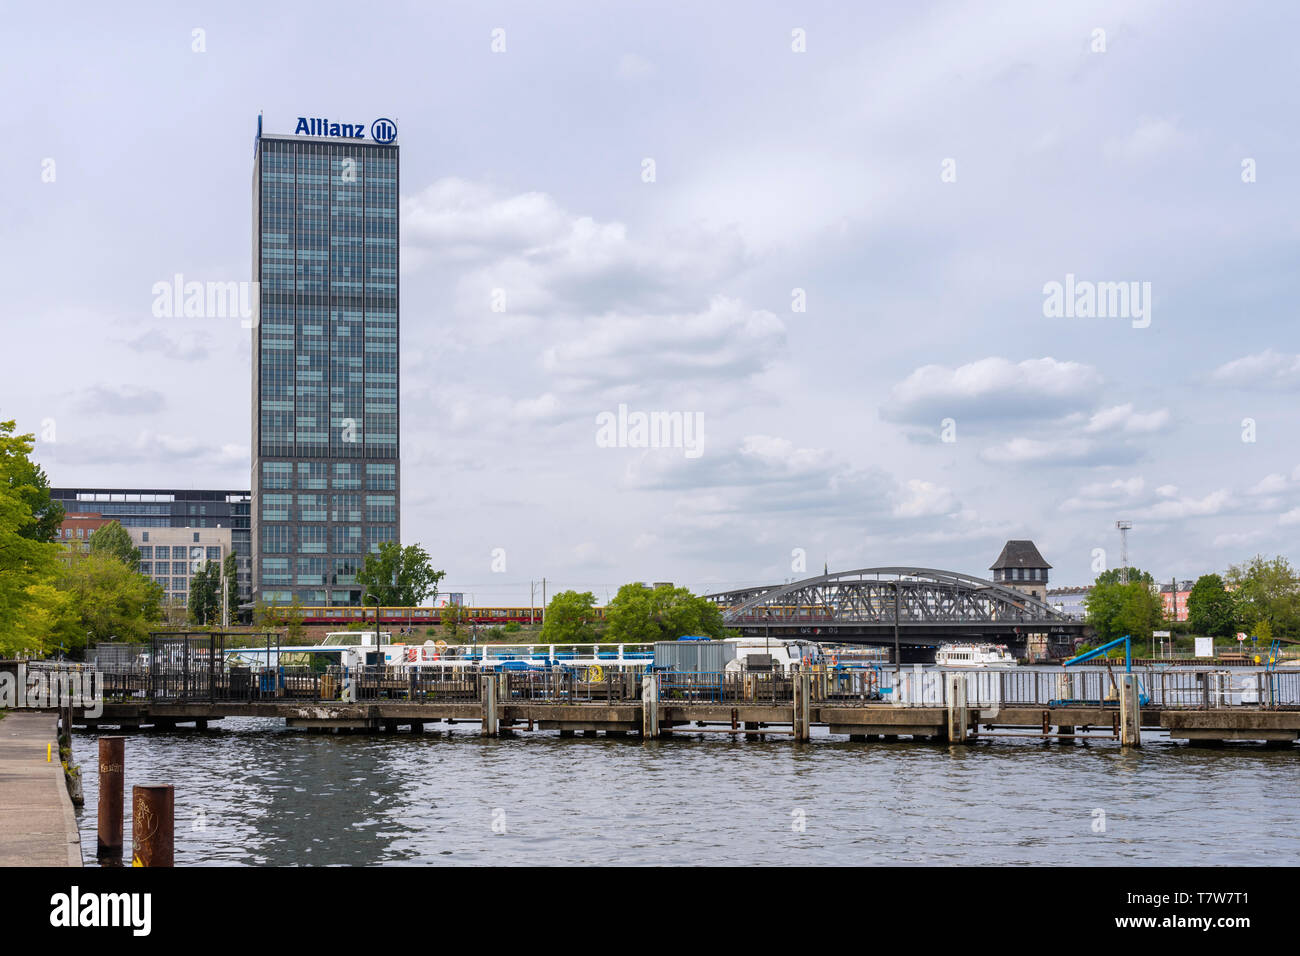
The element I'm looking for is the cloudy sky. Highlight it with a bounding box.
[4,1,1298,604]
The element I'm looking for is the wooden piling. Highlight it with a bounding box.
[1119,674,1141,748]
[641,674,659,738]
[946,674,968,743]
[97,737,125,859]
[131,784,174,867]
[793,671,812,741]
[481,675,498,737]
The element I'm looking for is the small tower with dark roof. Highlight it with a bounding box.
[990,540,1051,602]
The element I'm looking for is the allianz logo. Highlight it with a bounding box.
[294,116,398,143]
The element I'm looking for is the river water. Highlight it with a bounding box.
[71,722,1300,866]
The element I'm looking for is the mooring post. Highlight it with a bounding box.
[131,784,174,867]
[793,670,812,742]
[97,737,125,859]
[946,673,968,743]
[481,674,499,737]
[1119,674,1141,748]
[641,672,660,738]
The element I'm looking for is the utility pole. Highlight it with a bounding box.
[220,561,229,628]
[893,578,901,685]
[1116,520,1132,584]
[541,577,546,624]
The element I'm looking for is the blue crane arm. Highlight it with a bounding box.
[1062,635,1132,670]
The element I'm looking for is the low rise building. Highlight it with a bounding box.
[54,512,112,552]
[129,526,233,611]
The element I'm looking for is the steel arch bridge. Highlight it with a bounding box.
[703,567,1084,655]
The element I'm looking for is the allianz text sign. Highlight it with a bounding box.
[294,116,398,143]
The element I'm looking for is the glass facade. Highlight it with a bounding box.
[251,129,399,605]
[50,489,251,603]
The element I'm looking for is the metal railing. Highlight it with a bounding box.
[36,660,1300,711]
[869,666,1300,710]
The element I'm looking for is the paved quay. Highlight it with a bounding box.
[0,712,82,867]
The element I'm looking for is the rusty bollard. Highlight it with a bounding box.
[97,737,125,859]
[131,784,174,867]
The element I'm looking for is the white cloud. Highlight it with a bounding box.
[1084,404,1170,434]
[893,479,959,518]
[1104,117,1182,163]
[1248,473,1288,496]
[1211,350,1300,390]
[883,357,1102,426]
[980,437,1097,464]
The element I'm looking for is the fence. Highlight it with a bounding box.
[876,666,1300,710]
[28,659,1300,711]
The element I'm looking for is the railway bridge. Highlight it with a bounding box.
[704,567,1085,661]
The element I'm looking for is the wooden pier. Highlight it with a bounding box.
[67,669,1300,747]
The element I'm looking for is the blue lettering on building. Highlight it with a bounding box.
[293,116,397,142]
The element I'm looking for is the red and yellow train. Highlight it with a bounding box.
[295,606,610,626]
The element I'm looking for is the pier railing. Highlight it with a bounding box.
[73,662,1300,711]
[880,666,1300,710]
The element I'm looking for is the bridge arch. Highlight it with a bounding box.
[705,567,1073,629]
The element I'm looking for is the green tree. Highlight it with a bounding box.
[1084,567,1164,645]
[54,550,163,650]
[441,601,466,638]
[188,562,221,626]
[88,521,139,571]
[540,590,598,643]
[1186,573,1236,637]
[1226,555,1300,641]
[357,541,445,606]
[5,456,63,543]
[222,552,239,623]
[0,421,68,657]
[605,583,726,644]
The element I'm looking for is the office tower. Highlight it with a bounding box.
[251,116,399,606]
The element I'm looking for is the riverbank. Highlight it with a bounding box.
[0,712,82,867]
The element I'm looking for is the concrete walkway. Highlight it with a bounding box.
[0,712,82,866]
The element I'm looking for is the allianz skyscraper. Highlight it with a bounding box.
[251,116,399,606]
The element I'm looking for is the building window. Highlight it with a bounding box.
[366,463,395,491]
[262,525,290,554]
[262,494,292,522]
[298,526,327,554]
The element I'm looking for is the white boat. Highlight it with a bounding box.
[934,643,1018,668]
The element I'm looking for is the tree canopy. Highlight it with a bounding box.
[1226,554,1300,641]
[1186,574,1236,638]
[53,550,164,648]
[541,590,598,644]
[88,521,140,571]
[5,455,63,543]
[357,542,445,606]
[0,420,68,656]
[1084,566,1165,645]
[188,561,221,626]
[604,583,727,644]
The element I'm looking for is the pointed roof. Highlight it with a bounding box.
[990,539,1052,570]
